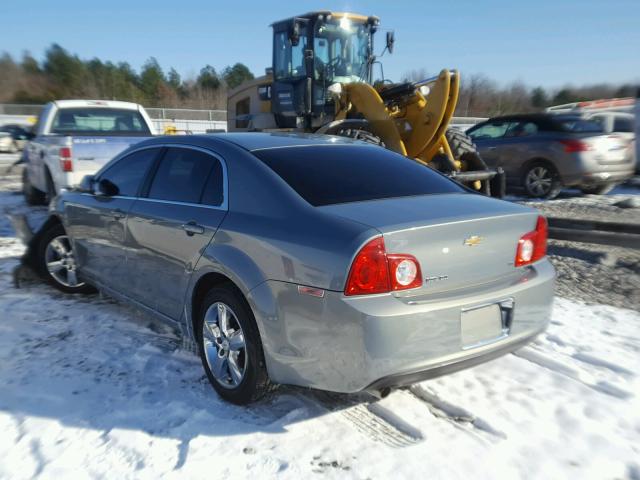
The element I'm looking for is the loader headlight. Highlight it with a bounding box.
[339,17,352,31]
[419,85,431,97]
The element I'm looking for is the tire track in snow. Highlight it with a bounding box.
[512,347,634,400]
[312,392,423,448]
[408,385,507,440]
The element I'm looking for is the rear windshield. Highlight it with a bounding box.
[253,144,465,206]
[556,118,603,133]
[51,108,151,136]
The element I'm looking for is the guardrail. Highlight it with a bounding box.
[547,217,640,250]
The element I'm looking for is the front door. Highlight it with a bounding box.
[125,146,227,320]
[65,147,161,288]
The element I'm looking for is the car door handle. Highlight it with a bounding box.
[181,221,205,236]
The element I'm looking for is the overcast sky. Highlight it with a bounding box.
[1,0,638,89]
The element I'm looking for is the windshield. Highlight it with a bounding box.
[314,20,370,83]
[51,108,151,136]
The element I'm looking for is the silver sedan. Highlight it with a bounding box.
[32,133,555,404]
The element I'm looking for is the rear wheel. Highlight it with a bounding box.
[579,183,615,195]
[38,223,95,294]
[522,162,562,199]
[196,286,274,404]
[22,169,46,206]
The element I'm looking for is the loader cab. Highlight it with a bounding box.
[270,12,379,129]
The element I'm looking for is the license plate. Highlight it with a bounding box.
[460,304,503,348]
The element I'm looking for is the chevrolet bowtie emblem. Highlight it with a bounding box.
[463,235,483,246]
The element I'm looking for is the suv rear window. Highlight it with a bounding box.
[51,108,150,135]
[253,145,464,206]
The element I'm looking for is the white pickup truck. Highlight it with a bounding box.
[22,100,156,204]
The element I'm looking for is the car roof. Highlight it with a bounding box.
[201,132,364,152]
[52,99,142,110]
[476,113,563,131]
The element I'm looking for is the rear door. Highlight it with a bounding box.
[125,146,227,319]
[65,147,161,287]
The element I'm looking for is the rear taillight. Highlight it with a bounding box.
[559,139,591,153]
[59,146,73,172]
[344,237,422,296]
[515,216,548,267]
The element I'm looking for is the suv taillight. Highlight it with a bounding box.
[59,147,73,172]
[515,216,548,267]
[344,237,422,296]
[559,139,591,153]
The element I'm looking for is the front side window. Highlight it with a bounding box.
[51,108,150,136]
[274,29,308,80]
[254,145,464,206]
[468,121,514,140]
[99,148,159,197]
[147,147,221,204]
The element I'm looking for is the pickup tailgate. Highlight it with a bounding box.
[71,136,149,175]
[319,193,541,295]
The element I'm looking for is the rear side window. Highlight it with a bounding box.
[613,116,634,133]
[99,148,159,197]
[147,147,220,204]
[557,118,603,133]
[253,145,464,206]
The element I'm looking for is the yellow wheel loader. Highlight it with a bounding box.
[228,11,504,196]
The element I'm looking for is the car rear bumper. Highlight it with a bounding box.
[248,259,555,393]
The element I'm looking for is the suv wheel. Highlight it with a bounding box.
[523,162,562,199]
[196,286,274,404]
[38,223,95,294]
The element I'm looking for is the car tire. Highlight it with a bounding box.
[196,286,274,405]
[22,169,46,206]
[45,169,56,202]
[579,183,615,195]
[522,162,562,199]
[37,223,95,294]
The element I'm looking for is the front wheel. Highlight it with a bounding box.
[22,169,46,206]
[579,183,615,195]
[196,287,274,404]
[38,223,95,294]
[522,162,562,199]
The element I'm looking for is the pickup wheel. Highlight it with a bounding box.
[196,286,275,405]
[38,223,95,294]
[22,169,46,206]
[45,169,56,202]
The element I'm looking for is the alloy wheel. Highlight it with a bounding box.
[202,302,247,389]
[44,235,85,288]
[525,166,553,197]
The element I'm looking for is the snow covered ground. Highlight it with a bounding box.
[0,173,639,479]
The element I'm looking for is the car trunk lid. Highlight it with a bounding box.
[318,193,540,295]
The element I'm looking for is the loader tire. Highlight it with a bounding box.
[333,126,385,147]
[445,128,487,172]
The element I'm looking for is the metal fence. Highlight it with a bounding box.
[0,103,485,133]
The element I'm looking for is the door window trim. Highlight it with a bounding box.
[92,143,229,211]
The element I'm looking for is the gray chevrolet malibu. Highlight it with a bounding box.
[34,133,555,404]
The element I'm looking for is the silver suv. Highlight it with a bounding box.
[467,113,634,198]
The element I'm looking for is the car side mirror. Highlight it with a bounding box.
[78,175,95,193]
[97,178,119,197]
[386,31,395,54]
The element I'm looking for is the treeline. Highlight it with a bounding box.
[403,69,637,117]
[0,44,254,109]
[0,44,636,115]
